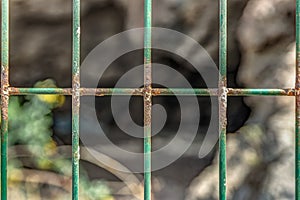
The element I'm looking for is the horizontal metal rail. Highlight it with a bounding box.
[8,87,296,96]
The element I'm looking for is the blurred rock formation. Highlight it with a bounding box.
[187,0,295,199]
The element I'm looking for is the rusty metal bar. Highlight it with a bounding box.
[153,88,295,96]
[219,0,227,199]
[296,0,300,198]
[72,0,80,199]
[1,0,9,198]
[144,0,152,199]
[9,87,73,95]
[8,87,296,96]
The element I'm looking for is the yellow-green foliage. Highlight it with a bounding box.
[7,79,112,200]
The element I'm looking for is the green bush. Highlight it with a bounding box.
[7,79,112,200]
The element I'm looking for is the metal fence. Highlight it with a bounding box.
[1,0,299,199]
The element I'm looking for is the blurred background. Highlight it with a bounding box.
[2,0,296,199]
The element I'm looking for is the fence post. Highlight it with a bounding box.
[72,0,81,199]
[144,0,152,199]
[219,0,227,199]
[295,0,300,199]
[1,0,10,199]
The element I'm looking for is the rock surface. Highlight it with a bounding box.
[186,0,296,199]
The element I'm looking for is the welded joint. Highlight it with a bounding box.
[144,88,152,102]
[72,88,80,108]
[1,86,9,97]
[72,74,80,96]
[219,86,228,129]
[219,87,228,103]
[143,86,152,127]
[72,88,80,97]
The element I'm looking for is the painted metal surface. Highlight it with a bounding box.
[144,0,152,199]
[72,0,81,199]
[1,0,9,199]
[219,0,227,199]
[8,88,296,96]
[296,0,300,198]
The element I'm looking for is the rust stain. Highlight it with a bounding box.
[227,88,242,95]
[144,62,152,85]
[151,88,161,96]
[286,88,296,96]
[1,66,9,121]
[66,88,73,96]
[296,48,300,144]
[296,52,300,88]
[72,74,80,114]
[143,86,152,127]
[8,87,19,95]
[296,90,300,108]
[94,89,105,97]
[1,94,9,120]
[219,79,227,130]
[82,88,144,96]
[133,88,144,96]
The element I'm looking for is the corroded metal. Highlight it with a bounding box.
[9,87,73,95]
[9,87,296,96]
[144,0,152,199]
[296,0,300,198]
[219,0,227,199]
[72,0,80,199]
[227,88,295,96]
[83,88,144,96]
[1,0,9,199]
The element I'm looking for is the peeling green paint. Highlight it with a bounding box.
[1,0,9,199]
[219,0,227,199]
[72,0,81,199]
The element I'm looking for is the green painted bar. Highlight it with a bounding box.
[154,88,295,96]
[8,87,296,96]
[144,0,152,199]
[219,0,227,199]
[227,88,294,96]
[296,0,300,198]
[1,0,9,199]
[9,88,72,95]
[72,0,81,199]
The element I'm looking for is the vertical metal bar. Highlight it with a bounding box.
[144,0,152,199]
[1,0,9,199]
[72,0,80,199]
[219,0,227,199]
[296,0,300,198]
